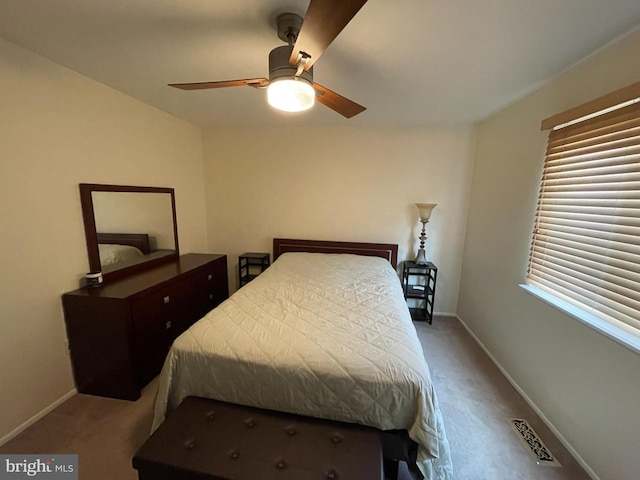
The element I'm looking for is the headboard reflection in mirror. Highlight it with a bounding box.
[79,184,179,280]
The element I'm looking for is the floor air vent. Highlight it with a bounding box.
[509,418,562,467]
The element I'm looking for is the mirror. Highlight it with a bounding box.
[79,184,179,280]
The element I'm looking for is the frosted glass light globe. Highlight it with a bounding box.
[267,78,315,113]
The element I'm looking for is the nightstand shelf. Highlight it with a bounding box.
[238,252,270,287]
[402,261,437,324]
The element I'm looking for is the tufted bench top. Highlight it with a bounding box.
[133,396,384,480]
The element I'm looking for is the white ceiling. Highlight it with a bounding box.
[1,0,639,128]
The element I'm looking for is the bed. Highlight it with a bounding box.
[96,233,150,267]
[152,239,452,479]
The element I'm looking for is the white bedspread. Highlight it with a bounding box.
[152,252,452,479]
[98,243,143,266]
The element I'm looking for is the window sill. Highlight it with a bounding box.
[519,284,640,356]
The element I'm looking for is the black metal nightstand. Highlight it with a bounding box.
[238,252,270,287]
[402,260,437,324]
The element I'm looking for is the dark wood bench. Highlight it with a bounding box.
[133,396,384,480]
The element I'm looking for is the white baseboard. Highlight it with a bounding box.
[434,312,457,318]
[455,314,601,480]
[0,388,77,447]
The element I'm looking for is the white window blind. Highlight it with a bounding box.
[528,99,640,332]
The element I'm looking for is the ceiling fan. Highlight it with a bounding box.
[168,0,368,119]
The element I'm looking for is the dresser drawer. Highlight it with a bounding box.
[189,257,229,320]
[131,278,194,332]
[131,278,194,385]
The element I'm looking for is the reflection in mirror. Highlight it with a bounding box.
[93,191,176,273]
[80,184,179,280]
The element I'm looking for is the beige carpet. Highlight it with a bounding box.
[414,319,590,480]
[0,316,591,480]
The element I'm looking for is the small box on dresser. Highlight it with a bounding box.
[62,254,228,401]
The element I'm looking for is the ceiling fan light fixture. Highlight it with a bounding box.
[169,6,367,118]
[267,77,315,113]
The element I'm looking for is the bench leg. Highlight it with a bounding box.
[383,457,399,480]
[406,460,425,480]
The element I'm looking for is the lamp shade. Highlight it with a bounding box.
[415,203,437,222]
[267,77,315,113]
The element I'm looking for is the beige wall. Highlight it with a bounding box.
[458,29,640,479]
[202,126,475,314]
[0,38,207,441]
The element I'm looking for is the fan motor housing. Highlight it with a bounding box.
[268,45,313,84]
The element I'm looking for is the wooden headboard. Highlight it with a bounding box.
[273,238,398,269]
[97,233,151,255]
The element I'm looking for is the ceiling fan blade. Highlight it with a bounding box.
[313,83,366,118]
[290,0,368,70]
[169,78,269,90]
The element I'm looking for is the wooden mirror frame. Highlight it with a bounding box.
[79,183,179,281]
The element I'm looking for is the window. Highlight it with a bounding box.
[527,81,640,338]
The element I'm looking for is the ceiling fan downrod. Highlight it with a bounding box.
[276,13,302,45]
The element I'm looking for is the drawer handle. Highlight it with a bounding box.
[164,296,170,304]
[165,321,172,329]
[208,274,213,281]
[209,294,214,300]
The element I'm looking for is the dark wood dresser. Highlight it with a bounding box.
[62,254,228,400]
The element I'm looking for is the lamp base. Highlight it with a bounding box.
[414,248,428,265]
